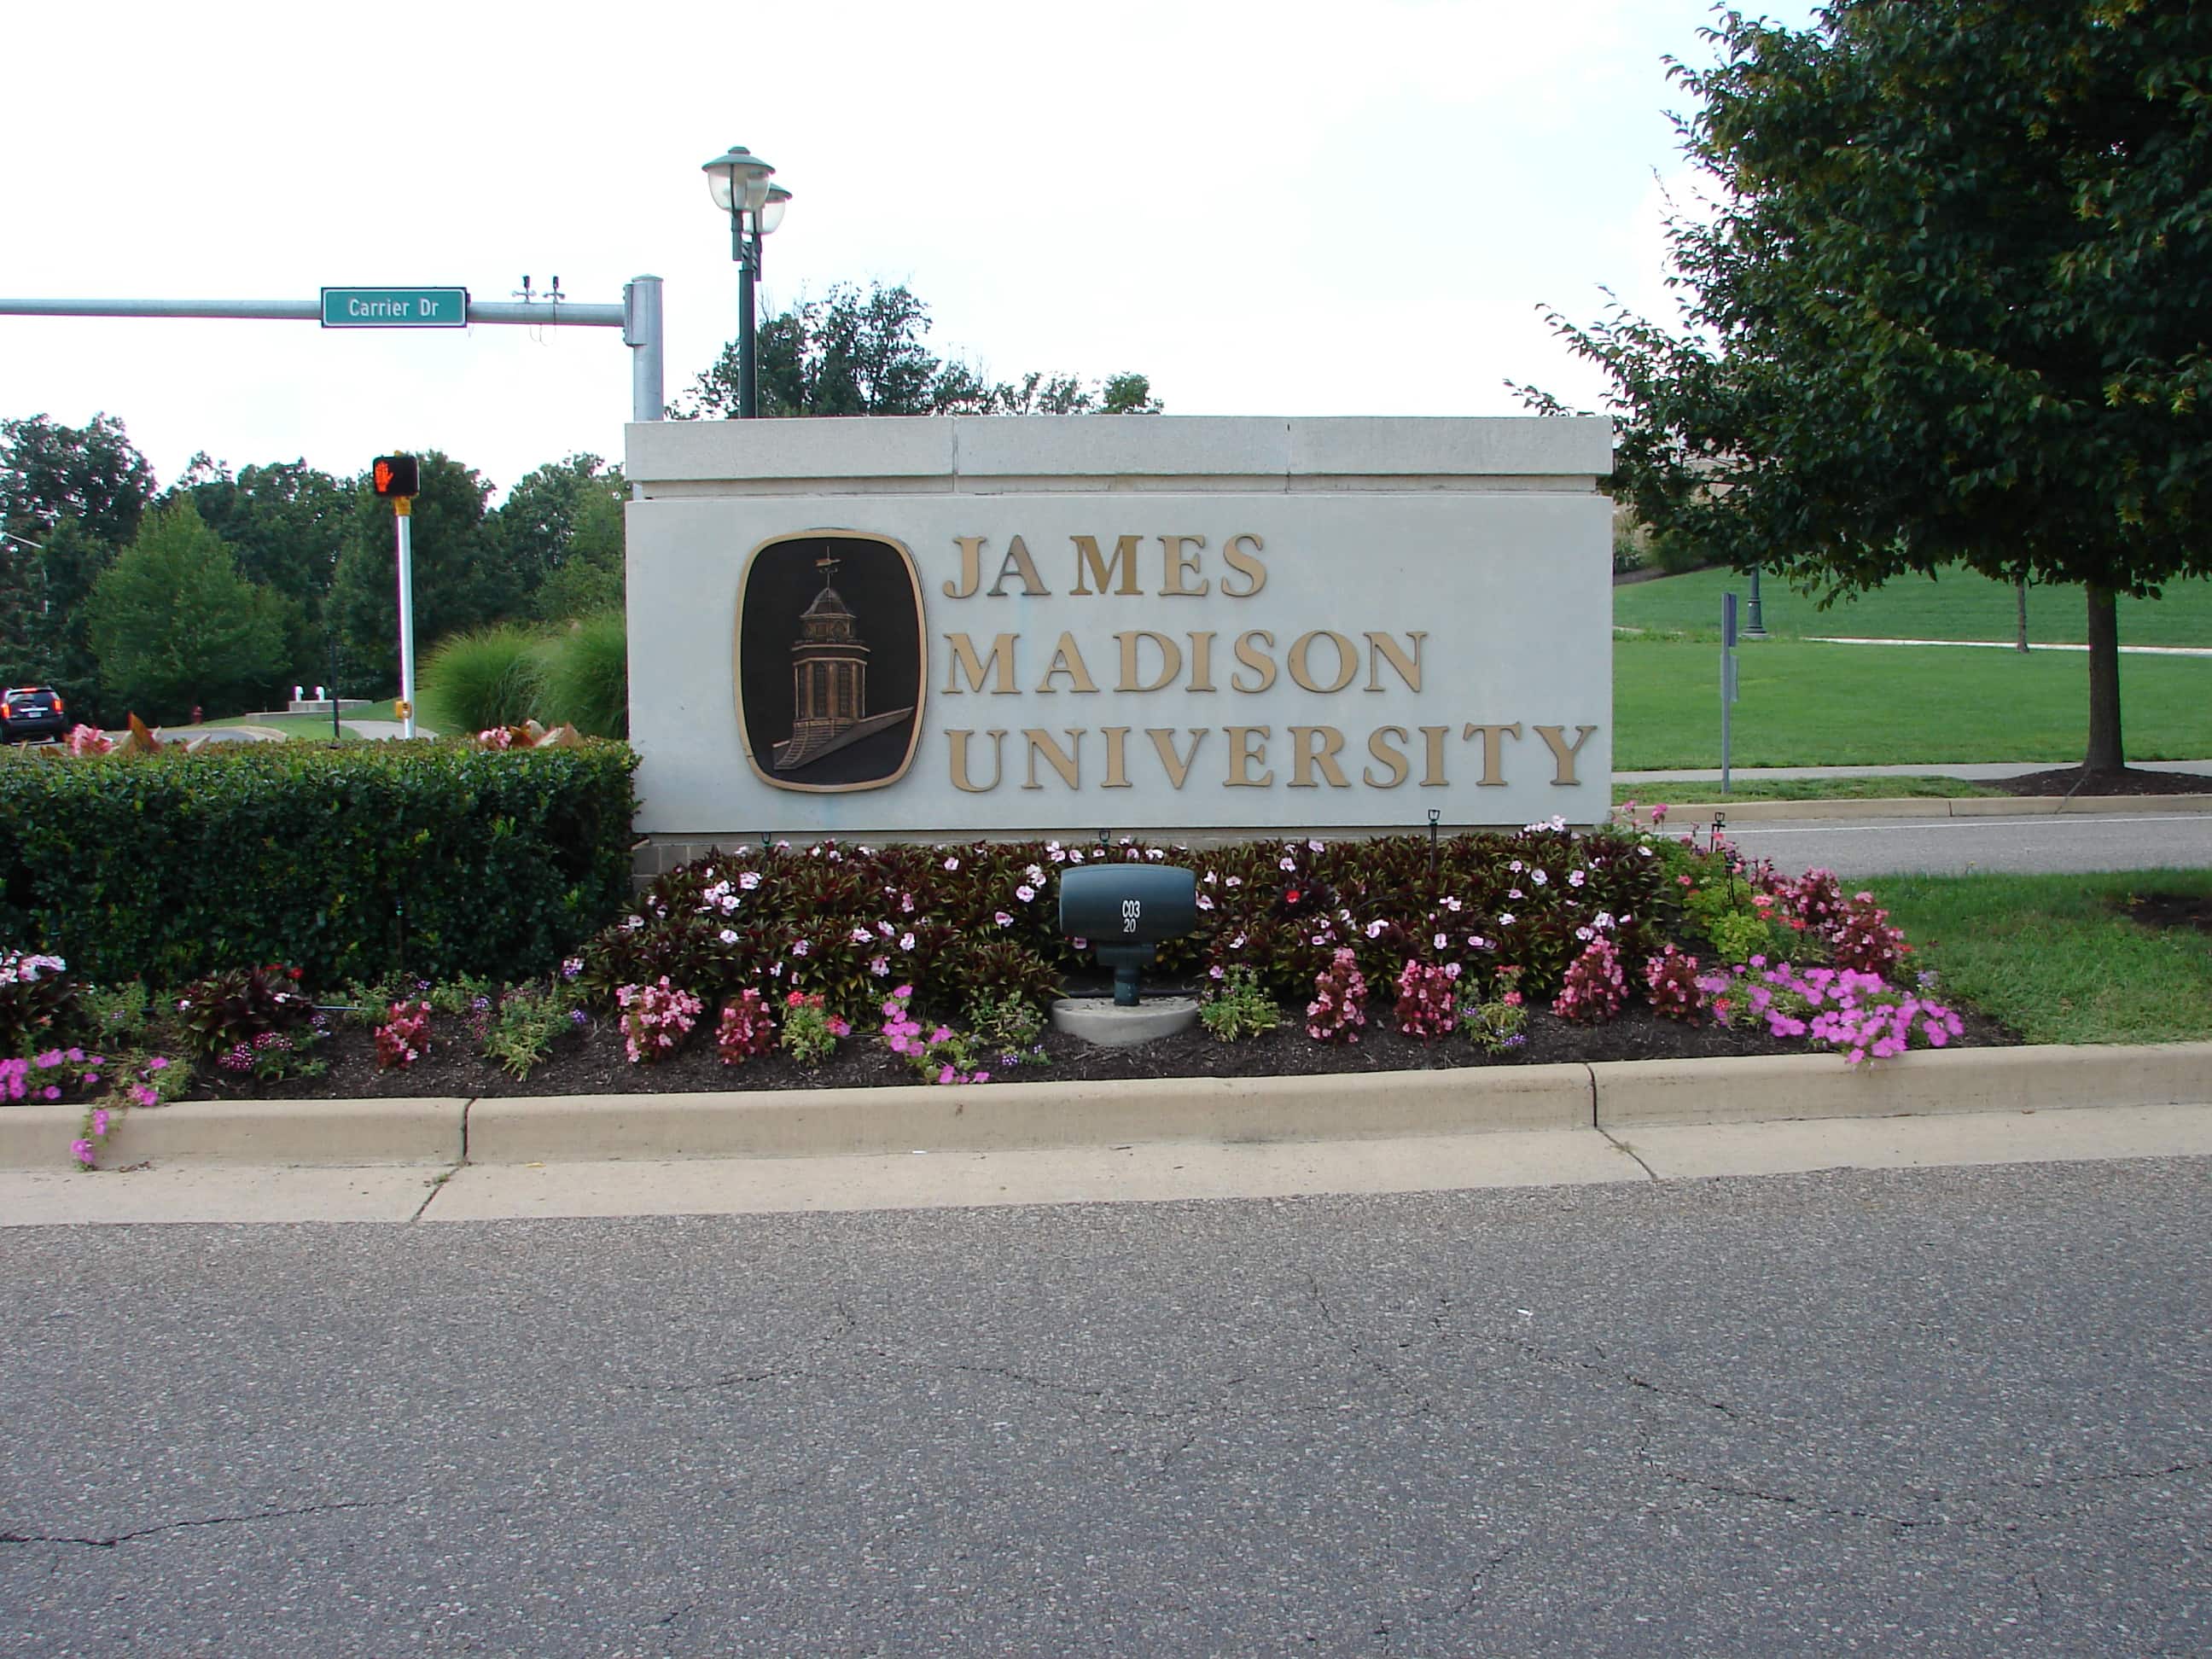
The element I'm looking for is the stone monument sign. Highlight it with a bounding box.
[625,416,1611,863]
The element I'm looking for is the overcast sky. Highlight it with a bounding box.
[6,0,1816,501]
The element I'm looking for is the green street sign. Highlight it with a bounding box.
[320,287,469,329]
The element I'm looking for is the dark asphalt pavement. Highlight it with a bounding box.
[1725,810,2212,878]
[3,1158,2207,1656]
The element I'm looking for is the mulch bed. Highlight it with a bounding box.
[2107,890,2212,939]
[181,994,2022,1103]
[1995,765,2212,797]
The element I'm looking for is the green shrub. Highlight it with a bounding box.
[533,610,629,738]
[0,742,638,987]
[419,623,546,735]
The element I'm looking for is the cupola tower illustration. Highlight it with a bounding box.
[771,554,915,771]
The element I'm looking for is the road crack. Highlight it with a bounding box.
[2,1499,394,1550]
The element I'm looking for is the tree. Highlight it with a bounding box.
[328,451,509,696]
[489,453,626,612]
[169,457,352,687]
[84,500,288,723]
[1,413,155,550]
[530,480,626,622]
[676,282,1164,419]
[1523,1,2211,774]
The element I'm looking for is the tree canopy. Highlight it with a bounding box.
[84,500,288,723]
[678,282,1161,418]
[1524,0,2211,771]
[329,451,509,696]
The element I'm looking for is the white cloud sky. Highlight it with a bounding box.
[3,0,1815,499]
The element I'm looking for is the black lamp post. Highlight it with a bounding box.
[701,145,792,419]
[1745,564,1768,637]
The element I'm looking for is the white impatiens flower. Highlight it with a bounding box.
[1016,884,1037,902]
[1307,839,1324,853]
[1365,920,1387,940]
[1568,869,1586,888]
[1196,894,1214,911]
[994,911,1014,927]
[1441,895,1463,912]
[1225,876,1243,888]
[1576,926,1593,942]
[1433,932,1448,951]
[1499,913,1516,928]
[1279,857,1297,871]
[791,940,810,957]
[850,928,874,945]
[1531,870,1549,887]
[738,871,761,891]
[899,932,917,951]
[719,928,739,946]
[943,856,961,871]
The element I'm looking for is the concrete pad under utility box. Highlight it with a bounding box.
[465,1066,1594,1164]
[1592,1042,2212,1129]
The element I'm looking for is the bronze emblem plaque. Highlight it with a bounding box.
[735,531,926,793]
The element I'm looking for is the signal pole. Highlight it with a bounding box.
[373,456,420,738]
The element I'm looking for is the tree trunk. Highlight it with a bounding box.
[2016,578,2029,652]
[2084,583,2125,773]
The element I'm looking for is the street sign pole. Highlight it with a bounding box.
[394,498,416,740]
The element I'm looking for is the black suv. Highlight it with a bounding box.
[1,687,69,742]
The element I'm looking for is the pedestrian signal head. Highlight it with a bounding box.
[372,455,419,498]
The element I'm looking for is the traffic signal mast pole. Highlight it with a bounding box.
[0,282,667,423]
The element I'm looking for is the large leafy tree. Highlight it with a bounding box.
[678,282,1162,418]
[1525,0,2211,773]
[84,500,289,723]
[329,451,509,696]
[0,414,156,715]
[169,456,352,687]
[489,452,626,614]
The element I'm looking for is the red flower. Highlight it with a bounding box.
[1285,889,1302,904]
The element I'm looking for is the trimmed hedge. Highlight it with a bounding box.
[0,741,639,987]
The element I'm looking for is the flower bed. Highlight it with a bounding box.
[2,812,2010,1166]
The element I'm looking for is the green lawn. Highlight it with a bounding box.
[1615,637,2211,768]
[1615,567,2212,648]
[1873,870,2212,1045]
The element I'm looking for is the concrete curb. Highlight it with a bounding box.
[0,1097,469,1170]
[3,1045,2208,1173]
[1639,793,2212,827]
[1590,1043,2212,1128]
[463,1066,1595,1164]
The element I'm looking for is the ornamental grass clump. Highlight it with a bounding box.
[1553,936,1627,1023]
[616,978,701,1063]
[1393,958,1460,1039]
[717,988,777,1065]
[1307,948,1368,1044]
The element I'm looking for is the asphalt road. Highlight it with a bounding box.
[3,1158,2207,1656]
[1724,810,2212,878]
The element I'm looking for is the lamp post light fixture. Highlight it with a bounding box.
[1744,563,1768,637]
[701,144,792,419]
